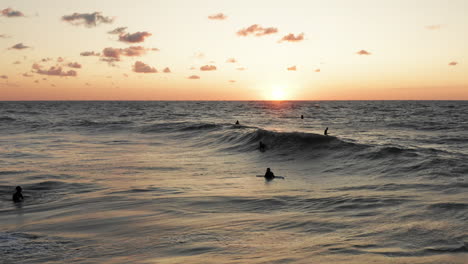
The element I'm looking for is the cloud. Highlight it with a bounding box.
[229,80,236,83]
[236,67,246,71]
[0,75,7,79]
[425,25,442,30]
[108,27,127,34]
[67,62,82,68]
[208,13,227,20]
[356,50,372,55]
[41,57,52,62]
[287,65,297,71]
[163,67,171,73]
[448,61,458,66]
[57,57,64,62]
[62,12,114,27]
[188,75,200,79]
[315,69,321,72]
[0,34,10,38]
[200,65,217,71]
[80,51,100,56]
[237,24,278,37]
[226,58,237,63]
[1,8,24,17]
[101,46,149,63]
[193,52,205,59]
[13,61,21,64]
[279,33,304,42]
[32,63,77,77]
[22,72,33,77]
[133,61,157,73]
[118,31,152,43]
[9,43,30,50]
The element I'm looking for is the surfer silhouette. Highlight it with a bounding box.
[12,186,24,203]
[259,141,266,151]
[264,168,275,180]
[324,127,328,136]
[235,120,239,125]
[301,115,304,119]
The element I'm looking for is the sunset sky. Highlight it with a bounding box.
[0,0,467,100]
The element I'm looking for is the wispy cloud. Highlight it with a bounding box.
[62,12,114,27]
[67,62,82,69]
[448,61,458,66]
[208,13,227,20]
[236,67,246,71]
[279,33,304,43]
[287,66,297,71]
[315,69,321,72]
[200,65,217,71]
[188,75,200,79]
[229,80,236,83]
[0,34,10,38]
[356,50,372,55]
[118,31,152,43]
[0,75,8,79]
[133,61,157,73]
[32,63,77,77]
[226,58,237,63]
[163,67,171,73]
[1,8,24,17]
[101,46,150,63]
[22,72,33,77]
[237,24,278,37]
[13,61,21,64]
[108,27,127,34]
[9,43,30,50]
[425,24,443,30]
[193,52,205,59]
[80,51,100,56]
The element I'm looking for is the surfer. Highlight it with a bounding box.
[324,127,328,136]
[259,141,266,151]
[12,186,24,203]
[235,120,239,125]
[264,168,275,180]
[301,115,304,119]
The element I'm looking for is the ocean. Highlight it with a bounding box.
[0,101,467,264]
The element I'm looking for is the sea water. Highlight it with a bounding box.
[0,101,467,263]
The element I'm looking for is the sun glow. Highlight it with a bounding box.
[269,86,288,101]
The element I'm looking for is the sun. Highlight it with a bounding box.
[270,86,288,100]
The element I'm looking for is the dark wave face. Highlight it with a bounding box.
[0,101,467,263]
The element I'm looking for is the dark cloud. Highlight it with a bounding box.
[188,75,200,79]
[118,31,152,43]
[425,25,442,30]
[0,75,7,79]
[1,8,24,17]
[67,62,82,68]
[226,58,237,63]
[32,63,77,77]
[9,43,30,50]
[163,67,171,73]
[108,27,127,34]
[279,33,304,42]
[62,12,114,27]
[208,13,227,20]
[200,65,217,71]
[101,46,149,63]
[356,50,371,55]
[448,61,458,66]
[80,51,100,56]
[237,24,278,37]
[287,66,297,71]
[133,61,157,73]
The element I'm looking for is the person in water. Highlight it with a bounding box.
[301,115,304,119]
[264,168,275,180]
[12,186,24,203]
[235,120,240,125]
[324,127,329,136]
[259,141,266,151]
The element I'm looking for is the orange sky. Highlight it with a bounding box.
[0,0,467,100]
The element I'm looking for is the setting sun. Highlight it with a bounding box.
[269,86,288,100]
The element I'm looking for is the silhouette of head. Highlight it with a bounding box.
[16,186,22,192]
[266,168,270,172]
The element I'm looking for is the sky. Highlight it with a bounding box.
[0,0,467,100]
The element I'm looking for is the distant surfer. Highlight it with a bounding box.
[301,115,304,119]
[259,141,266,152]
[324,127,328,136]
[235,120,240,125]
[264,168,275,180]
[12,186,24,203]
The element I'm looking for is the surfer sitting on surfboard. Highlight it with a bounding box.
[264,168,275,180]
